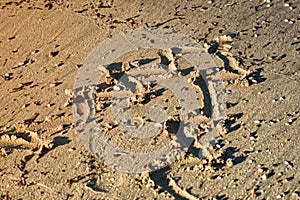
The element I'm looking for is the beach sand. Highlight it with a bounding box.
[0,0,299,199]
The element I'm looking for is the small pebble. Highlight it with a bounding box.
[279,96,285,101]
[261,174,268,180]
[49,83,57,87]
[55,62,64,67]
[284,178,289,183]
[22,103,30,108]
[31,49,39,54]
[113,85,120,91]
[49,51,59,57]
[284,160,292,166]
[250,136,256,141]
[258,168,264,173]
[5,73,12,77]
[254,120,261,124]
[68,148,76,152]
[252,192,259,197]
[3,73,13,81]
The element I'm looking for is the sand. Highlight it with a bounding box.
[0,0,299,199]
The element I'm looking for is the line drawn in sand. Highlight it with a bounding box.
[73,28,227,173]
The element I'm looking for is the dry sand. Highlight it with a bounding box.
[0,0,299,199]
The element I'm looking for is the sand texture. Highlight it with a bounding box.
[0,0,299,199]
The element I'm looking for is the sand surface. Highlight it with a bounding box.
[0,0,299,199]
